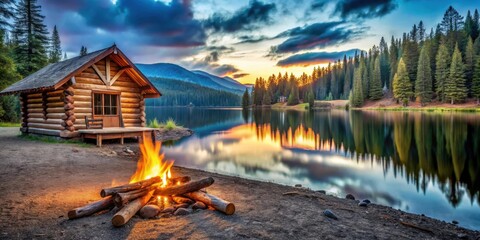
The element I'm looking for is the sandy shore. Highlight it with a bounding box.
[0,127,478,240]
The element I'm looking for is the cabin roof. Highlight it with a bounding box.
[0,45,161,98]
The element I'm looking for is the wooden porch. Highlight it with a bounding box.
[79,127,157,147]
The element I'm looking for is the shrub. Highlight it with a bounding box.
[163,118,179,130]
[148,118,160,128]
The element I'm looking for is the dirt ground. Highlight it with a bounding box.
[0,127,478,240]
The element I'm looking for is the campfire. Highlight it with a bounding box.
[67,136,235,227]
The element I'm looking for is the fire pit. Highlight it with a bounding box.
[67,135,235,227]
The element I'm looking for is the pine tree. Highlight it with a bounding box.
[465,38,475,94]
[306,85,315,109]
[379,37,390,88]
[80,46,88,56]
[48,25,62,63]
[13,0,49,76]
[402,38,419,84]
[415,44,433,105]
[473,57,480,104]
[262,90,271,105]
[287,78,299,105]
[445,43,467,104]
[63,52,67,60]
[389,36,399,91]
[0,0,14,30]
[343,62,352,98]
[435,43,450,102]
[360,57,368,99]
[393,58,413,106]
[473,10,480,41]
[350,64,364,107]
[242,88,250,109]
[369,57,383,100]
[464,10,477,41]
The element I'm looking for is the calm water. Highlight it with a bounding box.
[146,107,480,230]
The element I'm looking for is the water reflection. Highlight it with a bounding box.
[152,108,480,230]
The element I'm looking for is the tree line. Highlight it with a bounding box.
[0,0,63,122]
[249,6,480,108]
[147,78,241,107]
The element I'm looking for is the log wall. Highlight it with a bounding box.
[24,89,65,136]
[73,56,145,130]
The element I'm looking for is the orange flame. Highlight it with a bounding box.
[129,134,173,186]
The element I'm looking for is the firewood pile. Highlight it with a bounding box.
[67,176,235,227]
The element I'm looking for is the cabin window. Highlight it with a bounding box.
[93,93,118,115]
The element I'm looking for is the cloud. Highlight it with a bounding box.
[235,35,272,44]
[333,0,397,19]
[232,73,250,78]
[270,21,366,55]
[276,49,360,67]
[183,49,241,76]
[40,0,206,48]
[205,45,235,53]
[204,0,276,33]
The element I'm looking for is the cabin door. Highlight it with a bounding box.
[93,92,120,127]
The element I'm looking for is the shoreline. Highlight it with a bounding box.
[0,127,478,239]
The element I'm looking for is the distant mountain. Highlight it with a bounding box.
[191,70,248,93]
[136,63,247,95]
[146,77,241,107]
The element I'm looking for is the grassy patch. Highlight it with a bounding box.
[0,122,20,127]
[163,118,180,130]
[271,103,309,111]
[148,118,161,128]
[148,117,182,130]
[19,134,90,147]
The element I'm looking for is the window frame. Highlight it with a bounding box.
[91,90,120,116]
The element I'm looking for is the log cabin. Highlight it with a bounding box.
[0,45,161,146]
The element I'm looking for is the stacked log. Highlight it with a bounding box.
[68,176,235,227]
[20,94,28,130]
[63,87,75,132]
[139,96,146,127]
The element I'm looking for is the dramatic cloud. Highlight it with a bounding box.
[183,49,241,76]
[270,22,366,55]
[204,0,276,33]
[41,0,206,48]
[333,0,397,19]
[206,46,235,53]
[276,49,360,67]
[235,35,272,44]
[232,73,250,79]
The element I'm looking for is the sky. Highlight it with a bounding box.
[38,0,479,84]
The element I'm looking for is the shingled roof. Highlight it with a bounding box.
[0,45,161,97]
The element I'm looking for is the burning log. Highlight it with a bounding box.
[185,191,235,215]
[112,190,154,227]
[154,177,214,196]
[167,176,191,185]
[113,187,153,208]
[172,196,194,205]
[100,176,161,197]
[68,196,114,220]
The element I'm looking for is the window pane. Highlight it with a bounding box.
[105,94,111,107]
[111,106,117,115]
[94,106,102,115]
[94,94,102,115]
[111,95,117,107]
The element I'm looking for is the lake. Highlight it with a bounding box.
[146,107,480,230]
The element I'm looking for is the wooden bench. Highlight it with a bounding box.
[85,116,103,129]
